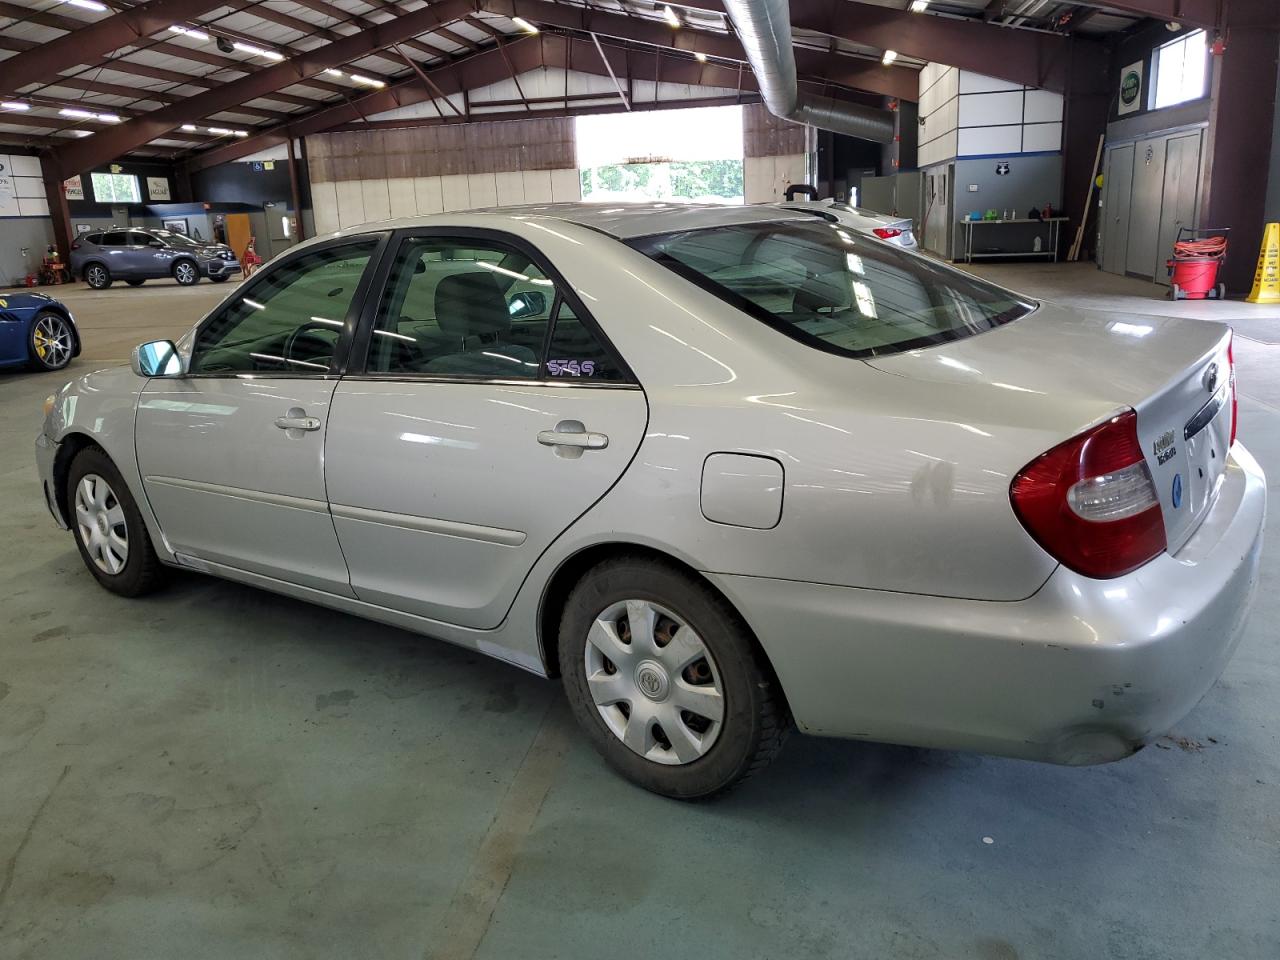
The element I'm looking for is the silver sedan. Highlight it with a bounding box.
[35,203,1265,798]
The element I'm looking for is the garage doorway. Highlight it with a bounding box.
[576,104,745,204]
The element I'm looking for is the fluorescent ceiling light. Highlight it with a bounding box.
[910,0,929,11]
[233,130,248,137]
[324,68,344,78]
[349,73,386,88]
[662,5,681,28]
[61,0,108,11]
[1,101,30,111]
[169,25,211,41]
[882,49,898,65]
[694,51,707,63]
[58,107,94,118]
[97,113,121,122]
[181,124,197,131]
[233,42,284,62]
[511,17,538,34]
[207,126,232,135]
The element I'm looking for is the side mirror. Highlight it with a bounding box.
[131,340,184,378]
[507,290,547,319]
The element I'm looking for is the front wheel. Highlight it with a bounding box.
[84,263,111,289]
[559,557,790,799]
[67,447,165,597]
[28,310,75,371]
[172,260,200,286]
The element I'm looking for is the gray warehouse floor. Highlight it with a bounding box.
[1,266,1277,959]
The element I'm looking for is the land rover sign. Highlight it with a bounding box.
[1119,60,1143,115]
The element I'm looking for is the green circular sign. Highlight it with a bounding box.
[1121,70,1141,106]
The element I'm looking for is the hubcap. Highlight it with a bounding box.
[176,263,195,283]
[88,266,106,286]
[32,316,72,368]
[74,474,128,575]
[584,599,724,765]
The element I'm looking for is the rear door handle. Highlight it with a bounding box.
[538,419,608,453]
[275,407,322,433]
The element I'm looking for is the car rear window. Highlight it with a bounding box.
[630,221,1033,359]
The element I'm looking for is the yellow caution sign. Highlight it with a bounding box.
[1247,221,1280,304]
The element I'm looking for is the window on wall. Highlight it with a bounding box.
[1152,29,1208,110]
[90,172,141,204]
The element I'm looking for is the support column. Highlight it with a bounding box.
[1061,42,1111,261]
[1202,0,1280,294]
[40,157,73,264]
[287,137,306,241]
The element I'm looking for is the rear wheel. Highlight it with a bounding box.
[172,260,200,286]
[559,557,789,799]
[67,447,165,597]
[84,263,111,289]
[126,279,145,287]
[27,310,74,371]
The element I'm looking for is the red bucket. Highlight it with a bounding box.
[1167,256,1220,299]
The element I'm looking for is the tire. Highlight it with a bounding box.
[27,310,75,372]
[66,447,165,597]
[559,557,790,800]
[172,260,200,286]
[209,274,230,284]
[84,263,111,289]
[126,279,145,287]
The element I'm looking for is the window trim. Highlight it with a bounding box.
[183,231,391,381]
[345,226,639,388]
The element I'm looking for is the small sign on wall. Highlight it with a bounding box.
[995,161,1011,176]
[147,177,171,201]
[1118,60,1144,116]
[63,176,84,200]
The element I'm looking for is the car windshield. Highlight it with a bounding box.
[631,220,1033,358]
[153,230,201,248]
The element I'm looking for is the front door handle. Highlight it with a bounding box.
[274,406,321,435]
[538,420,608,457]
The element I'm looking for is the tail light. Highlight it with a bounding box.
[872,227,902,240]
[71,238,81,250]
[1010,409,1166,579]
[1227,332,1237,446]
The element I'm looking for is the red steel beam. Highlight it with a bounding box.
[680,0,1097,92]
[1069,0,1219,29]
[0,0,230,97]
[46,0,480,178]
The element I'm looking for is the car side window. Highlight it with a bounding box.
[102,231,127,246]
[366,237,552,379]
[544,300,628,382]
[189,239,378,375]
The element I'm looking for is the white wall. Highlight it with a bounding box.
[0,154,49,217]
[311,168,582,234]
[744,154,808,204]
[0,154,54,286]
[918,64,1064,167]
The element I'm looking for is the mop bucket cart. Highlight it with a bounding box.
[1167,227,1228,301]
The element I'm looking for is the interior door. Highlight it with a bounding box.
[325,232,648,629]
[134,235,383,594]
[1102,144,1134,276]
[1154,131,1203,287]
[1125,136,1167,279]
[225,213,253,263]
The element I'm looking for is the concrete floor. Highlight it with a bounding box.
[1,267,1278,959]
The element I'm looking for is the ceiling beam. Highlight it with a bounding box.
[679,0,1096,92]
[476,0,915,99]
[1068,1,1218,29]
[0,0,229,97]
[45,0,480,178]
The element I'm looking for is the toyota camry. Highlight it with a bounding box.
[35,203,1265,798]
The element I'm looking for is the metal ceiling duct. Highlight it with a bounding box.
[721,0,896,143]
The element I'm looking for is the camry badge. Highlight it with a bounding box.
[1203,362,1219,394]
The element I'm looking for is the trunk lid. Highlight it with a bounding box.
[867,303,1233,553]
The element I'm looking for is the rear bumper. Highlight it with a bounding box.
[708,442,1266,765]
